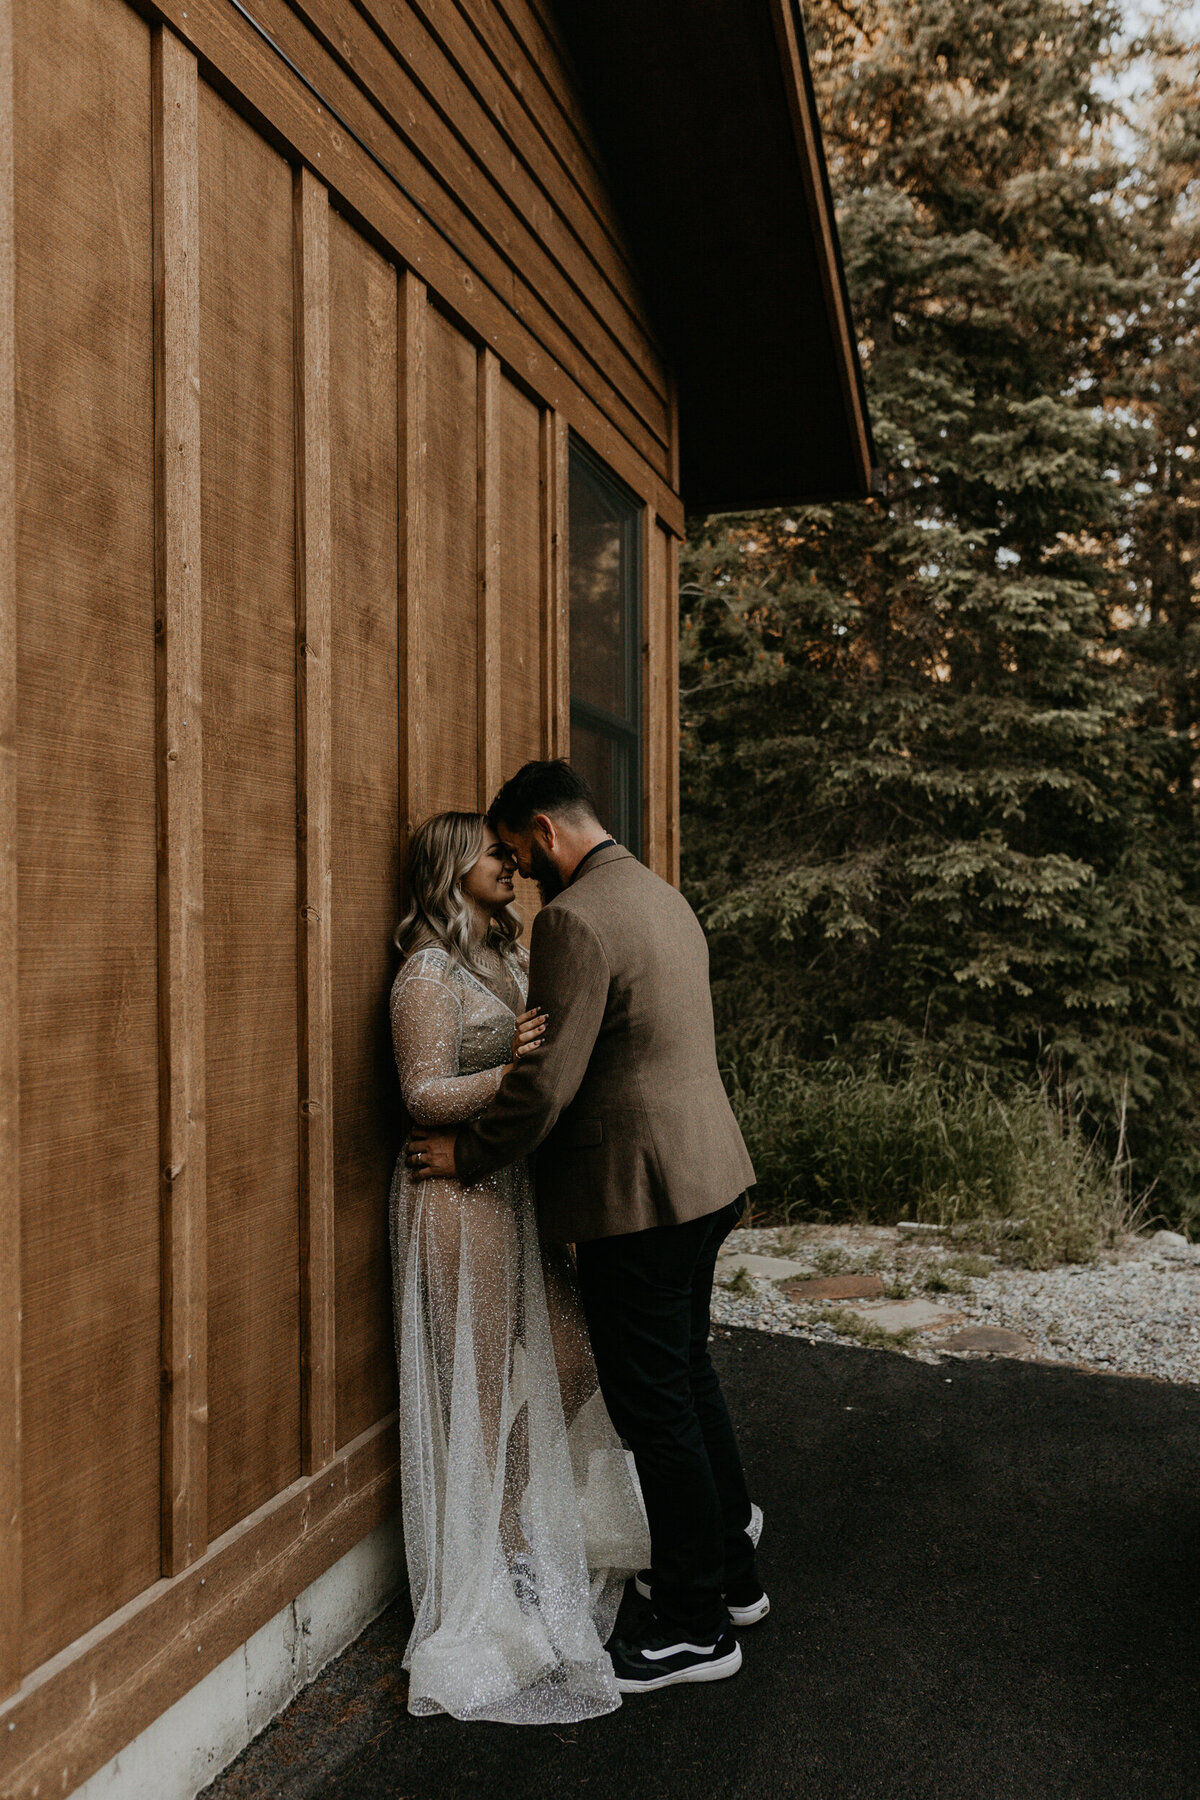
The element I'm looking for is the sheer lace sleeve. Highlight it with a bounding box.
[507,940,530,1005]
[390,958,507,1127]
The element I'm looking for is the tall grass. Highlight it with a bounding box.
[724,1050,1137,1268]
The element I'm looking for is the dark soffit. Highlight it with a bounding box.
[550,0,878,515]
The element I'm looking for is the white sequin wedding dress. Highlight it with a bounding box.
[388,939,650,1724]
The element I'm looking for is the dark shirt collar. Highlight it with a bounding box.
[568,837,616,886]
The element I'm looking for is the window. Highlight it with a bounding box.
[569,439,641,855]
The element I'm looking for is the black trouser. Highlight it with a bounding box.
[575,1196,757,1642]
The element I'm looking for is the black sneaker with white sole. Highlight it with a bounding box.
[609,1626,742,1693]
[632,1570,770,1626]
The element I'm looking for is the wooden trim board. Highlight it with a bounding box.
[0,0,20,1703]
[664,530,681,886]
[767,0,874,496]
[640,513,667,879]
[398,269,428,829]
[293,163,336,1476]
[538,408,569,760]
[476,345,502,808]
[153,22,209,1579]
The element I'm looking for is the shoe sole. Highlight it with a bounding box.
[614,1642,743,1693]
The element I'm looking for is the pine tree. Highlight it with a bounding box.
[682,0,1200,1221]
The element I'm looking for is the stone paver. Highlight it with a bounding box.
[716,1252,811,1280]
[781,1274,886,1301]
[940,1325,1040,1358]
[845,1297,964,1333]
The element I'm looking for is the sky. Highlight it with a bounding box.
[1102,0,1199,120]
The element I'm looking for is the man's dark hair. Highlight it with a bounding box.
[486,760,601,832]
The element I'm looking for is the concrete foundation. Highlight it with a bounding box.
[68,1514,406,1800]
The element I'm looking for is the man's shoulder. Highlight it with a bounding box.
[548,853,699,935]
[530,891,606,948]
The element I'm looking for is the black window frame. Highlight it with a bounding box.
[567,436,643,858]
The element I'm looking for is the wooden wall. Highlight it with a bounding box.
[0,0,681,1788]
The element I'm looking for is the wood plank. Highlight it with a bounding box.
[539,409,570,760]
[498,378,541,765]
[0,1418,399,1800]
[366,0,648,320]
[497,374,541,921]
[640,513,668,878]
[134,0,685,532]
[211,0,671,465]
[0,0,18,1704]
[454,0,658,390]
[434,0,632,278]
[293,165,336,1477]
[466,0,608,195]
[398,270,428,828]
[284,0,667,405]
[328,208,400,1449]
[152,22,208,1576]
[15,0,162,1672]
[422,304,478,815]
[199,79,302,1541]
[476,346,502,809]
[665,528,681,887]
[767,0,874,495]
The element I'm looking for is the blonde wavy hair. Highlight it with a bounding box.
[394,811,522,978]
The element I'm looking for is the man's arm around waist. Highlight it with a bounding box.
[455,905,609,1184]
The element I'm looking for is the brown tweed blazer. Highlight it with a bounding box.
[454,844,754,1242]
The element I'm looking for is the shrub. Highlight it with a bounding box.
[725,1050,1135,1267]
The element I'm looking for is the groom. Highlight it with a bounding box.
[408,759,766,1693]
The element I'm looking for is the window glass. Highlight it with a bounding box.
[569,723,617,836]
[568,442,641,854]
[570,472,627,720]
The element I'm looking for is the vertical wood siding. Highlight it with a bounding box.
[0,0,682,1777]
[294,167,336,1478]
[397,271,428,835]
[199,84,302,1542]
[0,0,19,1705]
[14,0,162,1673]
[330,213,400,1450]
[498,377,544,925]
[152,25,208,1575]
[476,348,503,810]
[542,411,571,763]
[422,306,479,816]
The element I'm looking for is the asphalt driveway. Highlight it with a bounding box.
[202,1328,1200,1800]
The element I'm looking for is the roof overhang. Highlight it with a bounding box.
[551,0,878,514]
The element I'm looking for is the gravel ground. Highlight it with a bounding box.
[711,1222,1200,1385]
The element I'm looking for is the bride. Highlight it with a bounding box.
[388,811,650,1724]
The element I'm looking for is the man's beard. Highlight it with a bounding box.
[528,841,563,902]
